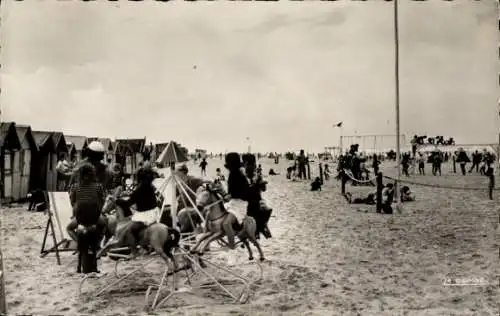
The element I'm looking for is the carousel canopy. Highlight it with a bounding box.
[155,141,189,165]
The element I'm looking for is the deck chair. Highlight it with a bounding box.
[40,191,77,265]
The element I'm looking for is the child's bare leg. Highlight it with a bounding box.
[67,218,79,242]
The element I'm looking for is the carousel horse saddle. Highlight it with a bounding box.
[131,207,161,226]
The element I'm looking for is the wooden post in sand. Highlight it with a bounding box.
[488,173,494,200]
[341,170,347,195]
[319,163,324,184]
[452,156,456,173]
[376,172,383,213]
[0,247,6,316]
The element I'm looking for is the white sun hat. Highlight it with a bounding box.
[88,141,105,153]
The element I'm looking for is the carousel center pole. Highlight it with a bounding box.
[170,162,178,229]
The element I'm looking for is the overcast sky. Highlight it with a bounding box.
[1,1,498,153]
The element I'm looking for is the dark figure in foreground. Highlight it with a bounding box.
[310,177,322,191]
[68,164,106,275]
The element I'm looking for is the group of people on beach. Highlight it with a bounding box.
[63,141,273,277]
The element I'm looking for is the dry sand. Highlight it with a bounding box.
[1,158,499,315]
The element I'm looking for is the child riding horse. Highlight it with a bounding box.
[121,165,160,244]
[242,153,272,239]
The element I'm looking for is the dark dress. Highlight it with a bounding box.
[246,174,272,238]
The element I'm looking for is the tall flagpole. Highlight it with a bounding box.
[394,0,401,197]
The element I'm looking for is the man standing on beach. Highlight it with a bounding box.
[69,141,113,193]
[176,164,210,210]
[297,149,307,180]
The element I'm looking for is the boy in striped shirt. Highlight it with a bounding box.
[67,163,106,274]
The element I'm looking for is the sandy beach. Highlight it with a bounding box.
[1,158,498,315]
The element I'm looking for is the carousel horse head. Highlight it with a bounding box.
[101,186,124,214]
[195,182,226,210]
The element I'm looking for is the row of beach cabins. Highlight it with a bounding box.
[0,121,189,204]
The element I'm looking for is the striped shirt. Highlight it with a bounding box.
[70,182,105,226]
[69,160,113,192]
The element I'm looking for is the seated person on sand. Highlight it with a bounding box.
[380,183,395,214]
[311,177,322,191]
[399,185,415,203]
[215,168,226,181]
[286,163,297,180]
[268,168,279,176]
[345,190,376,205]
[256,164,263,177]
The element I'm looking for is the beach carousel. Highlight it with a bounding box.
[79,141,262,311]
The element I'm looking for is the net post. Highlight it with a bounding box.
[376,172,383,213]
[170,162,178,229]
[319,163,323,184]
[341,169,347,195]
[489,173,494,200]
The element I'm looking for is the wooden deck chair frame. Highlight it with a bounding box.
[40,191,76,265]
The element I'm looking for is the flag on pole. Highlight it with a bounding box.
[334,122,343,127]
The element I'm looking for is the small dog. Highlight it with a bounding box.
[27,190,47,212]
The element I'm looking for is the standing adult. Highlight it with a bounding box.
[176,164,210,210]
[456,148,470,176]
[297,150,307,180]
[417,152,426,175]
[431,150,443,176]
[69,141,113,193]
[56,154,72,191]
[469,150,481,173]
